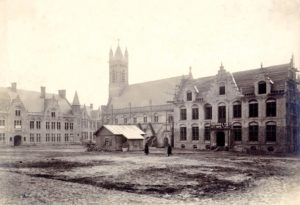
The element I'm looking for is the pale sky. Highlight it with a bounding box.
[0,0,299,108]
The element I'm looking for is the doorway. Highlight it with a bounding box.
[163,137,169,147]
[216,132,225,147]
[14,135,22,146]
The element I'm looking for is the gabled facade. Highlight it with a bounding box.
[0,84,101,146]
[174,57,300,153]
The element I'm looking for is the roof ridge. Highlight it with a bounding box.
[128,75,187,86]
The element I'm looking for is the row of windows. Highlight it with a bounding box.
[109,115,173,124]
[186,81,267,102]
[180,99,277,121]
[44,122,73,130]
[45,133,70,142]
[179,123,277,142]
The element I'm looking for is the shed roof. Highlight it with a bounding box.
[95,125,145,140]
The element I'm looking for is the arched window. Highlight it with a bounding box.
[232,122,242,141]
[192,104,199,120]
[233,101,241,118]
[186,91,192,101]
[266,121,276,142]
[191,124,199,140]
[249,100,258,118]
[266,98,276,117]
[180,106,187,120]
[258,81,266,94]
[249,122,258,141]
[204,104,212,120]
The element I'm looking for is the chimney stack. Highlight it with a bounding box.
[58,90,66,98]
[40,86,46,98]
[11,82,17,92]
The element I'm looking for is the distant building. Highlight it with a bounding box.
[0,84,101,146]
[173,57,300,153]
[94,125,145,151]
[101,45,185,147]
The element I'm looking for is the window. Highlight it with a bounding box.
[46,134,50,142]
[258,81,266,94]
[0,120,5,127]
[122,71,125,82]
[143,116,147,123]
[104,137,111,146]
[168,116,173,123]
[124,117,128,124]
[133,117,137,123]
[15,110,21,116]
[232,124,242,141]
[115,118,118,124]
[154,115,159,123]
[51,112,56,118]
[46,122,50,129]
[192,107,199,120]
[266,99,276,117]
[233,101,241,118]
[219,86,225,95]
[36,134,41,143]
[266,122,276,142]
[30,121,34,129]
[51,134,55,142]
[187,91,192,101]
[14,120,22,128]
[218,105,226,123]
[204,104,212,120]
[192,126,199,140]
[70,123,74,130]
[57,134,61,142]
[36,121,41,129]
[204,125,211,141]
[180,127,187,141]
[51,122,56,129]
[249,100,258,118]
[180,108,187,120]
[249,122,258,141]
[57,122,61,130]
[30,134,34,142]
[65,122,69,130]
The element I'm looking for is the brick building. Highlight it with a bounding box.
[173,57,300,153]
[0,84,101,146]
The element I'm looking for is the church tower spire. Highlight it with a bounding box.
[72,91,81,115]
[108,43,129,99]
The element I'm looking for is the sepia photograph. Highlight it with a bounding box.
[0,0,300,204]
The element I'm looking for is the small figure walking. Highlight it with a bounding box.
[144,143,149,155]
[167,144,172,156]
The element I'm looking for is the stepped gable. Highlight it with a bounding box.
[109,75,184,109]
[0,87,72,114]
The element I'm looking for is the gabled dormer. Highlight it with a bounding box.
[254,64,273,95]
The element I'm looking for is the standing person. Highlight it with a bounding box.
[167,144,172,156]
[144,143,149,155]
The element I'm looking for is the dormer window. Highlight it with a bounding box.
[51,112,56,118]
[15,110,21,116]
[186,91,192,101]
[258,81,266,94]
[219,86,225,95]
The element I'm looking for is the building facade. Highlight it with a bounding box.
[101,46,183,147]
[0,83,101,146]
[173,57,300,153]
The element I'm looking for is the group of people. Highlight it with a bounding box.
[144,143,172,156]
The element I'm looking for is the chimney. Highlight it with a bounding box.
[58,89,66,98]
[40,86,46,98]
[11,82,17,92]
[90,104,93,109]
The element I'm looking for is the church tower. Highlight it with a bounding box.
[109,45,128,99]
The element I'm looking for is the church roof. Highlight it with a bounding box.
[0,87,72,114]
[109,76,184,109]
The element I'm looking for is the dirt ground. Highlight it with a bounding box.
[0,146,300,205]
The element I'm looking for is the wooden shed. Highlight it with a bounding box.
[94,125,145,151]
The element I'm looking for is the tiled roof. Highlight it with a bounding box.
[109,76,185,109]
[95,125,145,140]
[0,87,72,114]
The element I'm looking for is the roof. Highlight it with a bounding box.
[95,125,145,140]
[109,75,184,109]
[0,87,72,114]
[72,91,80,106]
[193,63,290,95]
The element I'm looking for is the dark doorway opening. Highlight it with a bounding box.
[216,132,225,147]
[14,135,22,146]
[163,137,169,147]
